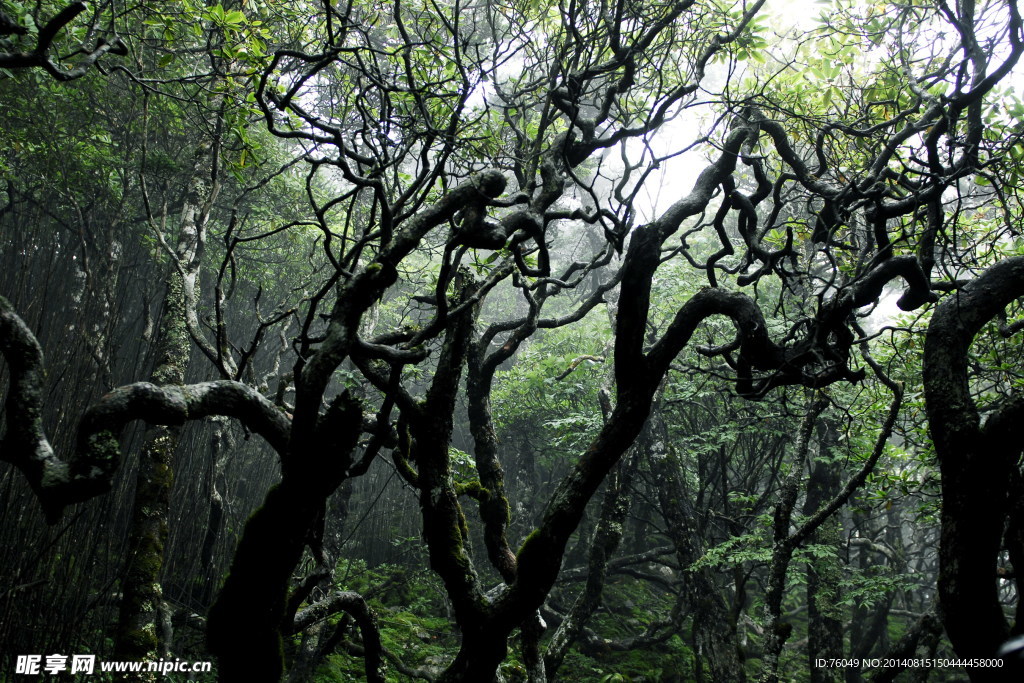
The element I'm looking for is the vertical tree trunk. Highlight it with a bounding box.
[543,451,637,677]
[115,139,218,668]
[199,417,231,605]
[207,391,361,681]
[923,259,1024,675]
[759,395,827,683]
[652,418,745,682]
[804,425,844,683]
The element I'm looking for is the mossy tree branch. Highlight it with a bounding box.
[0,298,290,522]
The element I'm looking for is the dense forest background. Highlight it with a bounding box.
[2,0,1024,681]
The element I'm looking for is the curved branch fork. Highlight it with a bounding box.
[1,295,289,522]
[0,2,127,81]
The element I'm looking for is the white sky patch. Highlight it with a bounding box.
[465,80,490,110]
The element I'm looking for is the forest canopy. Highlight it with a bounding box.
[2,0,1024,681]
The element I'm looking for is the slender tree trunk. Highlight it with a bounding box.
[199,417,231,605]
[115,140,217,667]
[845,508,873,683]
[804,424,844,683]
[869,612,941,683]
[759,395,827,683]
[543,451,637,677]
[652,416,745,682]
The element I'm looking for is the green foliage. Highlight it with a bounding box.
[692,526,772,570]
[307,560,463,680]
[492,311,610,461]
[839,566,917,610]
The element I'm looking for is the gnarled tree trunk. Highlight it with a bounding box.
[923,257,1024,674]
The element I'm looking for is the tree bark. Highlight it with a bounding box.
[758,395,826,683]
[543,451,638,677]
[115,135,219,669]
[652,412,745,682]
[804,423,844,683]
[206,393,362,681]
[923,256,1024,673]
